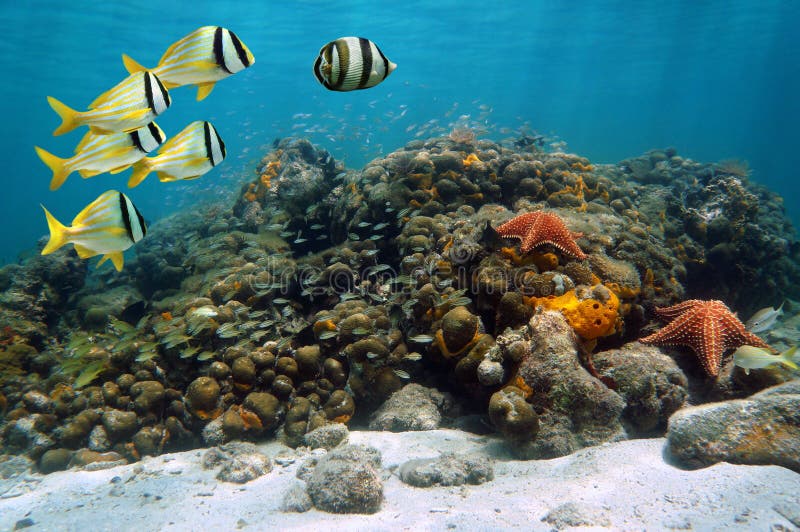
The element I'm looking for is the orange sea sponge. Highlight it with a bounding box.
[528,286,620,340]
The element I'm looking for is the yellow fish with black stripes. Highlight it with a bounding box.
[47,71,171,136]
[35,123,165,191]
[122,26,255,101]
[128,121,225,187]
[41,190,146,271]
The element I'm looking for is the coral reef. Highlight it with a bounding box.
[1,132,799,473]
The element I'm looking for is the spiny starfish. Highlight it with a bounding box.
[640,299,771,377]
[495,211,586,259]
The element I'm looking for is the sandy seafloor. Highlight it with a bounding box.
[0,429,798,531]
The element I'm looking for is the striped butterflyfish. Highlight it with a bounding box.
[128,121,225,188]
[121,26,255,102]
[313,37,396,92]
[41,190,146,272]
[35,123,165,191]
[47,71,171,136]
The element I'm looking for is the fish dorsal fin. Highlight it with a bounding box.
[196,82,216,101]
[90,73,143,109]
[73,244,96,259]
[121,53,146,74]
[74,131,95,154]
[158,34,188,65]
[71,190,119,225]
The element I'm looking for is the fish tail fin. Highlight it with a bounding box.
[47,96,80,136]
[41,205,69,255]
[780,346,799,370]
[34,146,71,190]
[122,53,146,74]
[128,159,152,188]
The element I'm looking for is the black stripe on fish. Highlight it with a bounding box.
[213,26,232,74]
[228,29,250,68]
[147,122,163,144]
[376,44,390,81]
[313,54,330,89]
[152,73,171,113]
[203,122,226,166]
[118,192,135,243]
[333,39,349,90]
[358,38,372,89]
[131,198,147,239]
[143,72,154,113]
[130,129,145,152]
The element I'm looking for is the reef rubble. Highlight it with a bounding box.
[1,132,800,479]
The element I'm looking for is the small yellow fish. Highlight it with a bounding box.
[35,123,165,190]
[128,121,225,187]
[48,71,171,136]
[122,26,255,101]
[733,345,798,374]
[41,190,146,271]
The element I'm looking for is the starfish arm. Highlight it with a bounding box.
[654,300,704,322]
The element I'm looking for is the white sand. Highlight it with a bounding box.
[1,430,798,531]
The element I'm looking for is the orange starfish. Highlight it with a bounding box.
[495,211,586,259]
[640,299,771,377]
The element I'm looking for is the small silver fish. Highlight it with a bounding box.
[745,301,784,333]
[733,345,798,374]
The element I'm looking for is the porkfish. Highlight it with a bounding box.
[41,190,146,271]
[47,71,171,136]
[128,121,225,187]
[35,123,165,190]
[122,26,255,101]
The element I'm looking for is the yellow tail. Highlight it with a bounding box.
[47,96,80,136]
[34,146,71,190]
[128,158,152,188]
[41,205,70,255]
[122,53,146,74]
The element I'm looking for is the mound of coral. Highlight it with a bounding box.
[1,132,799,472]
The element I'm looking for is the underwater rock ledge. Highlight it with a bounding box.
[1,133,799,475]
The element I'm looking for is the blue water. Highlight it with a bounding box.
[1,1,798,265]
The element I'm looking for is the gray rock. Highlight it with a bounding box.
[87,425,111,452]
[201,416,225,446]
[513,311,626,458]
[280,482,313,513]
[4,416,55,459]
[399,453,493,487]
[22,391,53,414]
[541,502,611,530]
[306,444,383,514]
[667,380,800,472]
[202,442,272,483]
[369,383,452,431]
[594,342,688,435]
[303,423,349,450]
